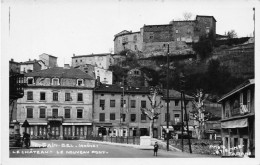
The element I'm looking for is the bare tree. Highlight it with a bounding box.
[190,89,209,139]
[140,86,163,138]
[183,12,193,21]
[227,30,238,39]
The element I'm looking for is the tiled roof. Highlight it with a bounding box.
[218,79,254,102]
[161,89,193,100]
[21,60,43,65]
[95,84,150,94]
[196,15,217,22]
[72,53,111,58]
[25,67,94,79]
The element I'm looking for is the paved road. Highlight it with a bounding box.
[10,140,218,158]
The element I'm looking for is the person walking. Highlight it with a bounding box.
[154,142,159,156]
[22,132,30,149]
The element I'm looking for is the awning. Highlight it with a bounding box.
[28,123,47,125]
[221,118,248,128]
[184,126,195,131]
[162,126,174,131]
[63,123,92,126]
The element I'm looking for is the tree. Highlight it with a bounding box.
[183,12,193,21]
[227,30,237,39]
[190,89,209,139]
[140,86,163,138]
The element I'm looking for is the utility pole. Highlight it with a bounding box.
[166,43,170,151]
[180,73,192,153]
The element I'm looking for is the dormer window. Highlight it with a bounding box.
[52,78,59,86]
[27,77,34,85]
[77,79,84,86]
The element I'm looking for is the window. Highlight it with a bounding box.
[65,93,71,101]
[133,35,137,41]
[77,79,83,86]
[65,109,70,118]
[247,90,251,112]
[149,34,154,39]
[52,78,59,85]
[135,45,137,50]
[76,60,78,62]
[27,108,33,118]
[100,113,105,121]
[27,91,33,100]
[110,113,115,120]
[77,93,83,101]
[141,101,146,108]
[130,114,136,122]
[39,108,45,118]
[100,100,105,110]
[141,114,146,121]
[206,27,210,34]
[134,70,139,75]
[131,100,136,108]
[40,92,46,101]
[27,78,33,84]
[110,100,115,107]
[165,113,170,121]
[53,92,58,101]
[174,114,180,124]
[77,109,83,118]
[175,100,179,106]
[121,114,126,122]
[176,29,179,33]
[121,99,126,107]
[52,109,58,117]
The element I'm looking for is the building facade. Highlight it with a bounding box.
[71,53,114,70]
[16,67,95,140]
[114,30,143,54]
[160,89,193,139]
[114,15,216,58]
[93,84,193,139]
[218,79,255,156]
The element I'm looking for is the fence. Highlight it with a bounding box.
[86,135,140,145]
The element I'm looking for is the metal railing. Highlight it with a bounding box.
[86,135,140,145]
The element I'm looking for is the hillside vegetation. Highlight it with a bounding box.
[110,37,254,102]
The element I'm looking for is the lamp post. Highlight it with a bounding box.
[166,43,170,151]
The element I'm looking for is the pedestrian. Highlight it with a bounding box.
[154,142,159,156]
[22,132,30,149]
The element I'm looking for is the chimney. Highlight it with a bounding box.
[64,64,70,69]
[73,54,75,57]
[29,59,31,61]
[96,76,101,88]
[11,58,14,62]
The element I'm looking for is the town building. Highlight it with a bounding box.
[20,59,47,73]
[93,83,193,139]
[39,53,58,68]
[16,66,95,140]
[74,63,113,85]
[114,15,216,58]
[71,53,114,70]
[218,79,255,156]
[114,30,142,54]
[95,67,113,85]
[160,89,193,139]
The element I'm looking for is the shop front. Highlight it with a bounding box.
[221,116,254,156]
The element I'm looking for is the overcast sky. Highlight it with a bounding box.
[1,0,258,66]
